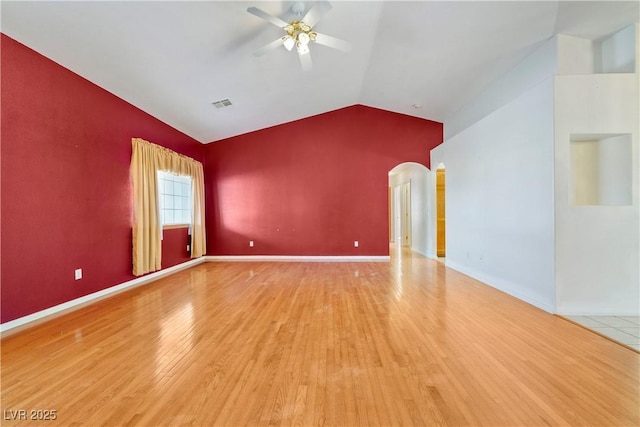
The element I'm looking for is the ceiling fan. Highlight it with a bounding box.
[247,1,352,71]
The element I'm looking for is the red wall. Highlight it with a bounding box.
[161,228,192,269]
[204,105,442,256]
[1,35,204,323]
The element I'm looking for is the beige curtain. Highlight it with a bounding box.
[130,138,206,276]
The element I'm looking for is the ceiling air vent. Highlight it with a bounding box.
[211,99,232,108]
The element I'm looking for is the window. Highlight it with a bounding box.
[131,137,206,276]
[157,171,192,226]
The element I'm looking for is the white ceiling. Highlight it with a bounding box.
[2,1,638,143]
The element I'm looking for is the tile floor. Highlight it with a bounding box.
[564,315,640,352]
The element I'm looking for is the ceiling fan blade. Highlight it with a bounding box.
[253,37,286,57]
[298,51,313,71]
[302,1,332,27]
[247,7,289,28]
[313,32,352,52]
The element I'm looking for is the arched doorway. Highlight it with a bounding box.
[388,162,431,256]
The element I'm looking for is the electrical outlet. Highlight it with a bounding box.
[354,240,359,248]
[187,244,190,252]
[74,268,82,280]
[249,240,254,247]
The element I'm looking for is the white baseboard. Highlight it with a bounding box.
[0,257,205,336]
[205,255,390,262]
[410,247,429,258]
[445,260,556,314]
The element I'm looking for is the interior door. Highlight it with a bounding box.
[436,169,446,257]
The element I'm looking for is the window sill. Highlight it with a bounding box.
[163,224,190,230]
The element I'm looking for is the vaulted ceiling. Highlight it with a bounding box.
[2,1,638,143]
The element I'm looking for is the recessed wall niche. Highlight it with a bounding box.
[570,134,632,206]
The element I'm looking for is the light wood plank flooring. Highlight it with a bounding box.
[2,247,639,426]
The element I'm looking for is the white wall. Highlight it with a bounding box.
[595,24,637,74]
[444,37,557,139]
[557,34,594,74]
[431,79,556,312]
[436,26,638,316]
[445,27,636,140]
[389,163,433,257]
[554,74,639,315]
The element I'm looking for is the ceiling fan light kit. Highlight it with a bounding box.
[248,1,351,71]
[282,36,295,51]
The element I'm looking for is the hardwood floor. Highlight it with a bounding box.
[2,247,639,426]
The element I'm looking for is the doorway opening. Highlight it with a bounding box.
[401,181,411,247]
[389,184,407,245]
[436,164,446,258]
[388,162,431,257]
